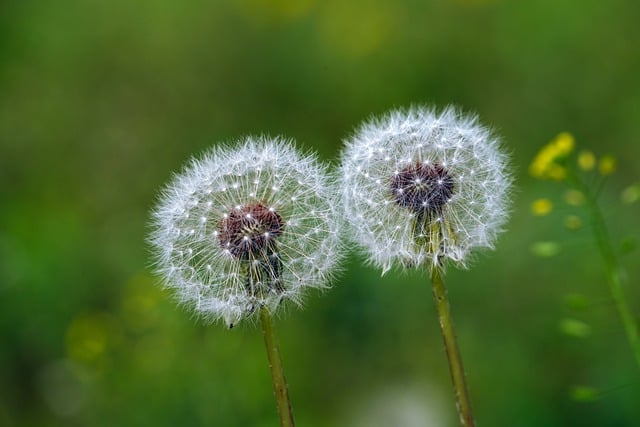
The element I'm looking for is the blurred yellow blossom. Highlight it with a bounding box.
[577,150,596,171]
[529,132,575,180]
[547,164,567,180]
[598,155,616,176]
[564,215,583,230]
[66,313,120,367]
[531,198,553,216]
[554,132,575,153]
[621,183,640,205]
[564,189,585,206]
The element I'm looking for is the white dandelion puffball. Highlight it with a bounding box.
[149,136,343,327]
[339,106,512,273]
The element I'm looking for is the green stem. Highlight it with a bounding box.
[430,267,475,427]
[260,306,295,427]
[577,178,640,369]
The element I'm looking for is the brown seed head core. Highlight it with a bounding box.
[218,202,285,259]
[390,161,455,214]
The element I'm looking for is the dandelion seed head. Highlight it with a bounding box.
[149,136,343,326]
[339,105,512,272]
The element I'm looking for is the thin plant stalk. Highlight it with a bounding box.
[430,267,475,427]
[572,174,640,369]
[260,306,295,427]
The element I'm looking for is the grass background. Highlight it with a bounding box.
[1,0,639,425]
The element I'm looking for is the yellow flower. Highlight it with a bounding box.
[621,183,640,205]
[529,132,575,180]
[554,132,575,155]
[564,215,582,230]
[66,312,119,366]
[598,155,616,176]
[531,198,553,216]
[577,150,596,171]
[564,189,585,206]
[547,164,567,181]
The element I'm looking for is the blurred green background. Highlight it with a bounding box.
[1,0,640,426]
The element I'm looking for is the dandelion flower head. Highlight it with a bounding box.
[340,106,512,273]
[149,136,343,327]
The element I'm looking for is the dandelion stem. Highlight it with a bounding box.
[430,267,475,427]
[260,306,295,427]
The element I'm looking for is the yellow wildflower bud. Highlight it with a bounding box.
[564,215,582,230]
[621,183,640,205]
[529,132,575,180]
[598,155,616,176]
[553,132,575,155]
[531,198,553,216]
[529,149,552,178]
[577,150,596,171]
[66,313,112,364]
[547,164,567,181]
[528,160,545,178]
[564,189,585,206]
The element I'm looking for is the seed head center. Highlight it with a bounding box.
[218,202,285,259]
[390,161,455,213]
